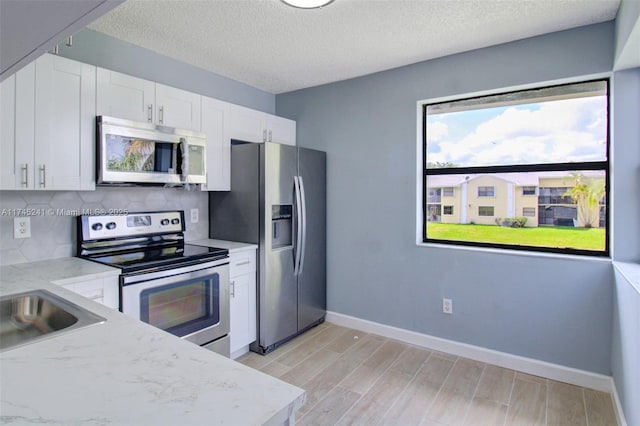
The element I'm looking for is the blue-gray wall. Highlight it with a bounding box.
[612,68,640,263]
[614,0,640,69]
[276,22,619,375]
[58,28,275,114]
[612,265,640,426]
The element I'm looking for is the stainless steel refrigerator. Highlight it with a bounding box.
[209,142,326,354]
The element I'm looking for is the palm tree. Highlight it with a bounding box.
[564,173,605,228]
[122,139,155,171]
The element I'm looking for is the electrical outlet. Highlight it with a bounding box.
[190,208,199,224]
[442,298,453,314]
[14,217,31,239]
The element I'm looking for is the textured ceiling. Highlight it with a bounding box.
[88,0,620,94]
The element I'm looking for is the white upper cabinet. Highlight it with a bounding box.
[3,58,296,192]
[155,83,201,131]
[1,55,95,190]
[266,114,296,146]
[1,72,21,189]
[97,68,201,131]
[224,104,297,146]
[96,68,155,123]
[225,104,267,143]
[35,54,96,190]
[1,63,36,190]
[201,96,228,191]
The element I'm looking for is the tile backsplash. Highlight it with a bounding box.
[0,187,209,265]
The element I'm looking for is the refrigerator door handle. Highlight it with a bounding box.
[298,175,307,275]
[293,176,303,276]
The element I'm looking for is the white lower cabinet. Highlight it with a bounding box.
[229,248,257,359]
[54,275,119,310]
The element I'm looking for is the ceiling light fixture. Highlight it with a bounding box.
[281,0,335,9]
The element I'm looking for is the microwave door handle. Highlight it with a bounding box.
[180,138,188,183]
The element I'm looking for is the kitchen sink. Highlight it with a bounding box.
[0,289,106,351]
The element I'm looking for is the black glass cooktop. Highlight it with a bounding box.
[87,244,228,274]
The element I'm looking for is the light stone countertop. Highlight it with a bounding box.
[189,238,258,253]
[0,257,305,425]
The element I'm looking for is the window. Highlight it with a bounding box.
[479,206,494,216]
[477,186,495,197]
[443,206,453,215]
[423,80,609,256]
[428,188,441,203]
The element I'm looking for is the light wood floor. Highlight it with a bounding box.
[237,322,617,426]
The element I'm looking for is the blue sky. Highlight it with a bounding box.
[426,95,607,167]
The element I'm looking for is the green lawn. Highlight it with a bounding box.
[427,223,605,251]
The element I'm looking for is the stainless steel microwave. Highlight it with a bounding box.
[96,116,206,186]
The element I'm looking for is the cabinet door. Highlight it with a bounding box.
[201,96,229,191]
[0,63,35,190]
[0,74,16,189]
[266,114,296,146]
[34,54,96,190]
[225,104,266,143]
[67,278,105,305]
[96,68,155,123]
[230,272,252,354]
[155,83,201,131]
[102,276,119,310]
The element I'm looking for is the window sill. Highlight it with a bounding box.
[613,262,640,294]
[416,241,612,263]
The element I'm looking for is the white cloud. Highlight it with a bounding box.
[427,121,448,142]
[427,96,606,166]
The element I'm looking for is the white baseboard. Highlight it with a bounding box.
[611,380,628,426]
[325,311,613,393]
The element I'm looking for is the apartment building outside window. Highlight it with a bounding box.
[422,79,609,256]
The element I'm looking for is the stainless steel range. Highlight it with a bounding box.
[77,210,230,357]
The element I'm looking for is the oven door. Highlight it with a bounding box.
[121,262,229,347]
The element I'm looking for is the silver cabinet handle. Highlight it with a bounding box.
[39,165,46,188]
[235,260,251,266]
[262,129,267,142]
[268,130,272,142]
[230,280,235,298]
[21,164,28,187]
[159,106,164,124]
[147,104,153,122]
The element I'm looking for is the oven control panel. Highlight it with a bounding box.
[80,211,185,240]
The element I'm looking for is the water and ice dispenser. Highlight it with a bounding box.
[271,205,293,249]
